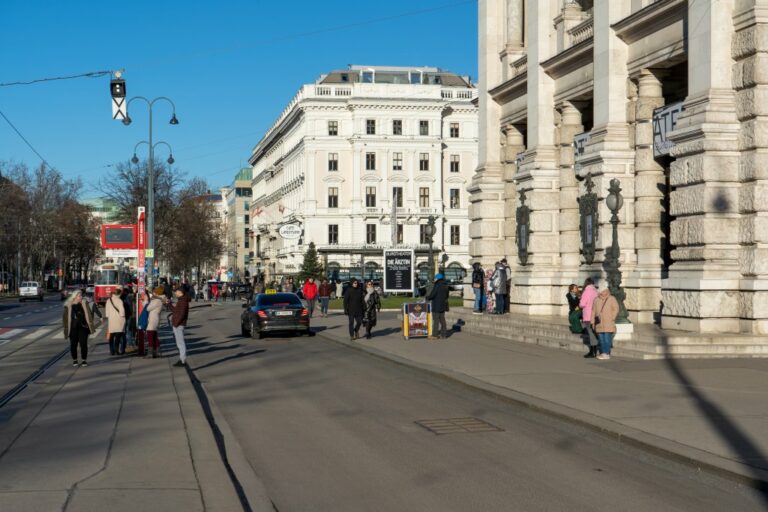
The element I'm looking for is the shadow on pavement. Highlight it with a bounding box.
[192,349,267,372]
[659,332,768,504]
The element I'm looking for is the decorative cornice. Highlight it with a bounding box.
[612,0,686,44]
[488,74,527,105]
[541,38,594,79]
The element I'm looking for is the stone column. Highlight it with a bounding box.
[663,0,741,333]
[581,0,636,298]
[502,125,525,266]
[629,70,666,324]
[513,0,562,315]
[469,0,507,269]
[506,0,524,51]
[557,101,583,272]
[731,1,767,333]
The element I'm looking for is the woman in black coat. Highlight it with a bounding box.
[343,279,365,340]
[362,280,382,339]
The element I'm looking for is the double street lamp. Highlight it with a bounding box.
[123,96,179,287]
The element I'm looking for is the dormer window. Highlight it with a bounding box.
[361,70,374,83]
[409,71,422,84]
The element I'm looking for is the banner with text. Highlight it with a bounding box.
[383,249,414,293]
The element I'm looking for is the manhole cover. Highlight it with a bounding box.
[415,417,503,435]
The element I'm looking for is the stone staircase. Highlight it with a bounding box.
[445,309,768,359]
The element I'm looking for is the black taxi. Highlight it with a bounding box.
[241,290,313,339]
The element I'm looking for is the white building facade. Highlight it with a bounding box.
[248,65,478,283]
[474,0,768,334]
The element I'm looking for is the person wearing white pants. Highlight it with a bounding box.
[168,289,190,367]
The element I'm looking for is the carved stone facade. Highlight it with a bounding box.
[474,0,768,334]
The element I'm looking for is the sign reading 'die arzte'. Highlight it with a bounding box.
[383,249,414,293]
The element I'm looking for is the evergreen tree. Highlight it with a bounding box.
[298,242,323,281]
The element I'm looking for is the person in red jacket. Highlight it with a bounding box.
[302,277,318,318]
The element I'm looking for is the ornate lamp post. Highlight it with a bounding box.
[425,215,437,295]
[604,179,630,324]
[123,96,179,288]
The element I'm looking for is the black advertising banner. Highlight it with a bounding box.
[383,249,414,293]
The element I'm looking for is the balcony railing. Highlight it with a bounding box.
[569,17,594,45]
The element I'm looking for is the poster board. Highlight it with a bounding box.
[384,249,414,293]
[403,302,432,339]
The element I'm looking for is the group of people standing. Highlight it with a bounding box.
[471,259,512,315]
[62,283,191,368]
[567,278,620,360]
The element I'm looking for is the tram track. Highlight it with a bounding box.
[0,347,70,408]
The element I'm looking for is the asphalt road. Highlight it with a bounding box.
[0,294,100,413]
[183,303,767,512]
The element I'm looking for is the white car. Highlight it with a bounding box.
[20,281,44,302]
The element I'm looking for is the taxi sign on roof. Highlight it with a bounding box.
[265,289,278,295]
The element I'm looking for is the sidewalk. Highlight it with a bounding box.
[312,311,768,486]
[0,328,252,512]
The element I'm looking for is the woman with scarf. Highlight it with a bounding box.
[362,280,381,340]
[62,290,96,367]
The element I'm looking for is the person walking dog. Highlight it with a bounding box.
[63,290,96,367]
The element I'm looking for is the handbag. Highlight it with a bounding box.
[137,307,149,331]
[594,299,608,326]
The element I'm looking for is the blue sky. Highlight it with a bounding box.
[0,0,478,196]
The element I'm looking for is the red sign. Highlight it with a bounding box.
[101,224,138,250]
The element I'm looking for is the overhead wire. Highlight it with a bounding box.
[0,109,56,170]
[0,69,117,88]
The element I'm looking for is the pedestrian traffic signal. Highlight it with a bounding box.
[111,77,127,121]
[110,78,126,98]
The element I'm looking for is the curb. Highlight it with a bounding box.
[315,328,768,491]
[183,357,275,512]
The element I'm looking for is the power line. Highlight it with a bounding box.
[0,109,55,169]
[0,70,116,88]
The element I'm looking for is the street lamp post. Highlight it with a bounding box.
[425,215,437,295]
[605,178,630,324]
[123,96,178,288]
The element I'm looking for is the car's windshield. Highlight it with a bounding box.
[21,282,36,287]
[257,294,301,307]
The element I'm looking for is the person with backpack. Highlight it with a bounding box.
[490,262,508,315]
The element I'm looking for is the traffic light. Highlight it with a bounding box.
[111,74,127,121]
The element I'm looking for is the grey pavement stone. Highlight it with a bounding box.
[312,311,768,483]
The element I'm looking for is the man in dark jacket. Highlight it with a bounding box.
[427,273,451,339]
[471,262,485,314]
[343,279,365,340]
[169,289,190,367]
